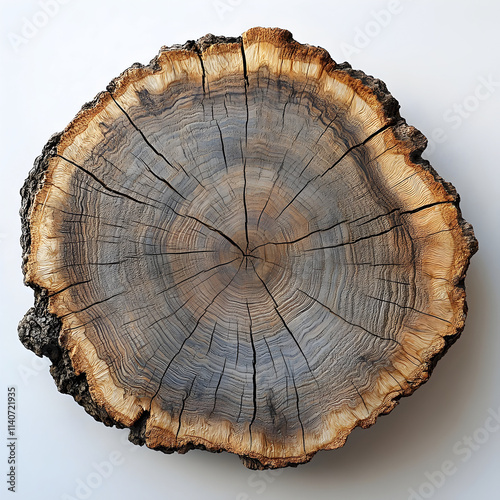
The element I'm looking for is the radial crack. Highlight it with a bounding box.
[56,155,160,209]
[351,381,370,417]
[48,279,91,297]
[251,262,317,379]
[298,289,398,344]
[401,201,452,215]
[251,219,348,252]
[242,154,250,252]
[182,213,245,256]
[149,258,243,412]
[157,257,240,296]
[263,337,278,377]
[210,357,227,417]
[59,292,122,318]
[305,223,403,252]
[195,49,207,94]
[256,153,288,230]
[109,93,190,178]
[240,41,249,146]
[366,295,452,324]
[176,376,196,439]
[131,152,186,200]
[246,301,258,450]
[276,123,393,221]
[216,121,229,173]
[282,356,306,454]
[207,322,218,355]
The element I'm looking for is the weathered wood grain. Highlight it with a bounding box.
[19,27,477,469]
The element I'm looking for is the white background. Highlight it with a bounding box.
[1,1,499,499]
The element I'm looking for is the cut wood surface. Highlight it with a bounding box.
[19,27,477,469]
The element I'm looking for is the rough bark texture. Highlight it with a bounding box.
[19,27,477,469]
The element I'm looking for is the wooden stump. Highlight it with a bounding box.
[19,28,477,469]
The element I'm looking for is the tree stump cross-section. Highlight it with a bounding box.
[19,27,477,469]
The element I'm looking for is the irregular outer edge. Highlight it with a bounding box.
[18,28,478,470]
